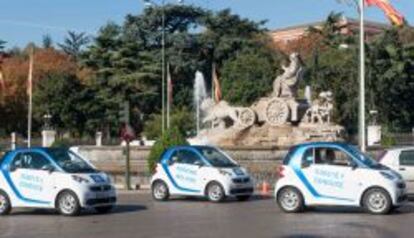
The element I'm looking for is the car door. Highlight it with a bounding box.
[167,149,205,195]
[301,146,358,205]
[397,150,414,193]
[8,151,56,207]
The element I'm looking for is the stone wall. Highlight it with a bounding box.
[76,145,384,187]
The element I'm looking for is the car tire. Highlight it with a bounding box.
[206,182,225,203]
[277,187,304,213]
[236,195,251,201]
[152,181,170,201]
[363,188,392,215]
[95,205,114,214]
[56,190,81,216]
[0,190,11,216]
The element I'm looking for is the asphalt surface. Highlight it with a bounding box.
[1,193,414,238]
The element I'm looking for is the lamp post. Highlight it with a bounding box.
[338,0,366,151]
[143,0,184,134]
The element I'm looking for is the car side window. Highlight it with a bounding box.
[23,152,52,170]
[11,153,25,169]
[314,148,352,167]
[399,150,414,166]
[302,148,314,167]
[175,150,203,166]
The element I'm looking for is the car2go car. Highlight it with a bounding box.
[0,147,116,216]
[151,146,254,202]
[275,142,407,214]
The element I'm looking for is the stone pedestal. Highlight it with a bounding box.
[96,131,103,147]
[367,125,381,146]
[42,130,56,147]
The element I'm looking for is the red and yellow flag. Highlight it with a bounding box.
[365,0,404,26]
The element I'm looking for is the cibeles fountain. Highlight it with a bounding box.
[191,53,345,146]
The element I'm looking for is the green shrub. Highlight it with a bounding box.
[381,134,396,148]
[51,138,72,148]
[147,127,189,173]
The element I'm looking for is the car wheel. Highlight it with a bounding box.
[152,181,169,201]
[57,191,81,216]
[207,182,225,202]
[0,191,11,215]
[277,187,304,213]
[236,195,251,201]
[363,188,392,215]
[95,205,114,214]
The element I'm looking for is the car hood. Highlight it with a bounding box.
[219,167,249,177]
[72,172,110,184]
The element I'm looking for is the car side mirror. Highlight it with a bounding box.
[194,160,204,167]
[9,165,17,172]
[351,162,358,170]
[42,164,55,173]
[167,159,175,166]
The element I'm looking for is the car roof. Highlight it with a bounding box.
[167,145,217,151]
[293,141,350,149]
[384,146,414,152]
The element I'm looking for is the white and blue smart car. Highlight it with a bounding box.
[0,147,116,216]
[151,145,254,202]
[275,142,407,214]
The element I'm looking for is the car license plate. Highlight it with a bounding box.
[95,192,109,199]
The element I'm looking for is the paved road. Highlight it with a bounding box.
[1,193,414,238]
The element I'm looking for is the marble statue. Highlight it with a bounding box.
[201,98,256,129]
[302,91,334,124]
[273,53,303,98]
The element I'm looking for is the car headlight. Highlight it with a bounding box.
[72,175,90,184]
[380,171,396,181]
[219,169,232,177]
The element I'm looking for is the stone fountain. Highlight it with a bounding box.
[191,53,344,146]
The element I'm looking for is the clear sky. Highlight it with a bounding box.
[0,0,413,48]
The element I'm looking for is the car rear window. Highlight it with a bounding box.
[399,150,414,166]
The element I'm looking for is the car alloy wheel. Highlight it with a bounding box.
[152,181,169,201]
[277,187,304,213]
[364,188,391,214]
[57,191,80,216]
[207,182,225,202]
[0,192,11,215]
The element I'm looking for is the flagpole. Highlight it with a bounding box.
[359,0,366,152]
[27,47,34,148]
[166,63,170,129]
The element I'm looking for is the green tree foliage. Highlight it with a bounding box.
[147,126,188,173]
[220,48,281,106]
[366,28,414,131]
[143,107,194,139]
[42,34,53,49]
[58,31,90,59]
[80,5,270,138]
[0,39,5,51]
[33,73,89,135]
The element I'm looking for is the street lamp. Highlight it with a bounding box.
[143,0,184,134]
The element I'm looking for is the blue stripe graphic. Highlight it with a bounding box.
[161,162,200,193]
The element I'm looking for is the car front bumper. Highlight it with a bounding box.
[79,186,117,208]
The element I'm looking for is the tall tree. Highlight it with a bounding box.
[58,31,90,59]
[42,34,53,49]
[0,39,5,51]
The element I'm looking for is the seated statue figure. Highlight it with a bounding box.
[273,53,303,98]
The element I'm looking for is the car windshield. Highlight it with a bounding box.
[196,147,238,168]
[345,145,384,169]
[47,148,97,173]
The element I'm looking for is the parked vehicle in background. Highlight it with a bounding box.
[379,147,414,194]
[151,145,254,202]
[275,142,407,214]
[0,147,116,216]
